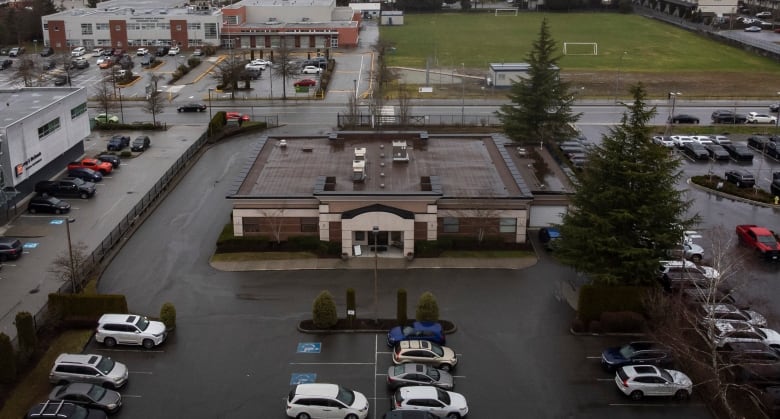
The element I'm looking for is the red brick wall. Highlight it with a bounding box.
[47,20,66,51]
[169,19,188,49]
[109,20,128,49]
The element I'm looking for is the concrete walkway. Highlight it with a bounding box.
[210,255,538,271]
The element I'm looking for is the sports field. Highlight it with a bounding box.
[379,13,780,98]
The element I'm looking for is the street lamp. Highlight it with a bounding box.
[372,226,379,323]
[460,63,465,126]
[665,91,682,135]
[207,88,214,137]
[64,218,77,293]
[613,51,627,103]
[353,79,358,101]
[775,92,780,138]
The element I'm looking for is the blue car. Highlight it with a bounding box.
[387,321,445,347]
[601,341,673,371]
[538,227,561,250]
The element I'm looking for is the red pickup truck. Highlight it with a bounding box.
[735,224,780,261]
[67,158,113,175]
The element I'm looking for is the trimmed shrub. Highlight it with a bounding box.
[396,288,408,325]
[577,285,651,325]
[15,311,37,362]
[160,302,176,331]
[187,57,201,68]
[415,291,439,322]
[49,294,128,324]
[599,311,646,333]
[287,236,322,251]
[0,333,16,384]
[312,291,338,329]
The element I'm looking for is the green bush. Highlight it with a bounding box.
[312,291,338,329]
[397,288,408,325]
[48,294,128,323]
[691,175,775,204]
[159,302,176,331]
[415,291,440,322]
[0,332,16,384]
[187,57,201,68]
[94,121,164,131]
[599,311,646,333]
[287,236,322,251]
[577,285,651,325]
[15,311,37,363]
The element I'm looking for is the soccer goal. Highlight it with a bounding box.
[563,42,598,56]
[494,8,519,16]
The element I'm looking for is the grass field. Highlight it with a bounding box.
[379,13,780,98]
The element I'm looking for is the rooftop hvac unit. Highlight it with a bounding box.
[352,160,366,182]
[392,140,409,162]
[354,147,366,161]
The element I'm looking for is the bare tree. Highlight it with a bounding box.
[260,209,286,244]
[94,79,117,120]
[142,73,164,125]
[12,57,37,87]
[271,43,298,100]
[397,83,413,127]
[48,241,89,293]
[343,88,360,128]
[644,225,768,418]
[211,54,245,100]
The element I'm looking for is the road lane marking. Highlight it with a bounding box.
[288,362,374,365]
[97,348,164,353]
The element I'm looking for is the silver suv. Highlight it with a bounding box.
[95,313,167,349]
[49,354,128,389]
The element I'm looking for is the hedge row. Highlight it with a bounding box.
[414,237,530,257]
[215,224,341,255]
[49,294,128,325]
[691,174,775,204]
[94,121,167,131]
[576,285,652,325]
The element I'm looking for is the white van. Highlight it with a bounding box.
[71,47,86,57]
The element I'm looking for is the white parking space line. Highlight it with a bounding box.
[596,378,615,382]
[129,371,154,375]
[609,403,706,407]
[97,348,164,353]
[122,394,143,398]
[586,356,601,359]
[289,362,374,365]
[376,351,393,355]
[374,334,378,416]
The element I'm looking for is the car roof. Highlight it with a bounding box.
[55,353,101,366]
[98,313,138,324]
[292,383,339,397]
[399,386,439,398]
[621,365,662,377]
[399,340,432,350]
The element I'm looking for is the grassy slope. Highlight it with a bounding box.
[380,13,780,73]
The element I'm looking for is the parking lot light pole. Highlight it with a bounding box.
[64,218,77,293]
[460,63,465,126]
[665,91,681,135]
[775,92,780,137]
[208,88,214,137]
[613,51,627,103]
[33,39,37,55]
[372,226,379,324]
[118,87,124,124]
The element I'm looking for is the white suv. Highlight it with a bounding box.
[391,386,468,418]
[698,304,767,327]
[708,320,780,348]
[95,314,167,349]
[286,383,369,419]
[615,365,692,401]
[49,353,128,389]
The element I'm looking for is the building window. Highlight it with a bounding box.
[37,118,61,139]
[204,23,217,39]
[188,39,203,46]
[43,23,48,30]
[224,15,238,25]
[81,23,93,35]
[330,36,338,48]
[96,23,109,30]
[442,217,459,233]
[157,23,170,30]
[141,23,156,30]
[499,218,517,233]
[187,22,201,30]
[301,217,318,233]
[176,24,182,31]
[355,231,365,241]
[127,23,140,30]
[70,103,87,119]
[97,39,110,46]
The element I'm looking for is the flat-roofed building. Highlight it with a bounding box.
[227,132,548,258]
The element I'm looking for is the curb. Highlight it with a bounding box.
[687,178,779,208]
[297,321,458,335]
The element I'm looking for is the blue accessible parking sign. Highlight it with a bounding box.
[296,342,321,353]
[290,373,316,385]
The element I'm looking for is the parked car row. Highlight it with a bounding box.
[558,138,591,169]
[712,109,779,124]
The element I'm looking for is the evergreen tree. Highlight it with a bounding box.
[555,84,698,286]
[496,18,580,145]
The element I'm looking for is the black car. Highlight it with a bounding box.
[748,135,772,152]
[116,55,133,70]
[0,59,11,70]
[177,103,207,112]
[48,383,122,413]
[155,46,169,56]
[72,59,89,69]
[27,400,106,419]
[53,74,71,86]
[670,114,700,124]
[107,134,130,151]
[28,196,71,214]
[131,135,151,152]
[40,46,54,57]
[43,60,56,70]
[771,103,780,113]
[723,143,755,162]
[725,169,756,188]
[68,168,103,183]
[0,237,23,261]
[733,363,780,388]
[720,342,780,364]
[101,48,114,56]
[683,142,709,160]
[705,144,730,160]
[711,109,748,124]
[97,154,121,168]
[601,341,674,371]
[757,386,780,419]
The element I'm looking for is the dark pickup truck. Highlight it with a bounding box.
[34,178,96,199]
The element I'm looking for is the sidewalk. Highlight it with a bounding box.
[210,255,539,271]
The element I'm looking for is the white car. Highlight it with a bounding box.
[708,320,780,348]
[658,259,719,280]
[301,65,323,74]
[168,46,180,56]
[669,135,693,149]
[710,135,731,145]
[747,112,777,124]
[71,47,86,57]
[286,383,369,419]
[96,56,108,65]
[136,48,149,56]
[699,304,767,327]
[244,63,265,71]
[391,386,469,418]
[744,26,762,32]
[756,11,772,18]
[249,59,270,67]
[615,365,692,401]
[690,135,713,145]
[652,136,675,148]
[95,313,167,349]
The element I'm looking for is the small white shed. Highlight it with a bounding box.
[487,63,559,88]
[349,2,381,18]
[381,11,404,25]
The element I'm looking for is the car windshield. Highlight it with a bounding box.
[435,387,451,404]
[86,385,106,400]
[135,316,150,331]
[425,366,440,380]
[757,235,778,245]
[69,406,88,419]
[428,343,444,357]
[392,365,406,376]
[95,357,115,375]
[619,344,637,358]
[336,386,355,406]
[658,369,673,383]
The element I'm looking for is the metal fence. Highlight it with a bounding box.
[13,131,209,348]
[337,113,503,128]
